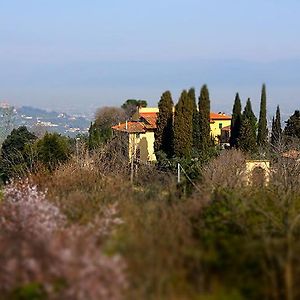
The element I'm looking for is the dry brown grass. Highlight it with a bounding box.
[30,159,131,224]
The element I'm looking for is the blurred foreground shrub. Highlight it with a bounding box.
[0,180,127,300]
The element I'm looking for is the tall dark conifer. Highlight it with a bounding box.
[230,93,242,148]
[154,91,174,157]
[243,98,257,130]
[198,85,211,152]
[271,116,275,144]
[173,90,193,158]
[88,122,101,151]
[238,98,258,153]
[284,110,300,139]
[187,87,200,151]
[271,105,282,146]
[257,84,268,147]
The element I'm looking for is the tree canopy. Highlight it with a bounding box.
[188,87,201,151]
[198,85,211,152]
[154,91,174,157]
[230,93,242,148]
[121,99,148,118]
[284,110,300,139]
[238,99,257,153]
[271,105,282,146]
[257,84,268,148]
[36,132,71,171]
[0,126,37,181]
[173,90,193,158]
[89,107,126,150]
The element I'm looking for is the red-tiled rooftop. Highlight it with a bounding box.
[112,122,146,133]
[140,113,157,129]
[210,112,232,120]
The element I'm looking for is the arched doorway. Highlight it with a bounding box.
[252,166,266,187]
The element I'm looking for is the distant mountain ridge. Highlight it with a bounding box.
[0,104,91,138]
[17,106,60,119]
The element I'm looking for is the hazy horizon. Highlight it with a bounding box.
[1,0,299,118]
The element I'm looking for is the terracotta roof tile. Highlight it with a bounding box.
[112,122,146,133]
[210,112,232,120]
[140,115,157,129]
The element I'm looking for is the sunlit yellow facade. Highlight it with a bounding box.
[210,113,232,143]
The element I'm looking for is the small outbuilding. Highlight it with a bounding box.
[245,160,271,186]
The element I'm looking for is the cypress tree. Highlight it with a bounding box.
[230,93,242,148]
[187,87,200,150]
[284,110,300,139]
[88,122,101,151]
[198,85,211,152]
[243,98,257,130]
[173,90,193,158]
[271,116,275,144]
[271,105,282,146]
[0,126,37,181]
[238,99,258,153]
[154,90,174,157]
[257,84,268,147]
[238,118,258,153]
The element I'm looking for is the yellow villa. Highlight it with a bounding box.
[112,107,232,162]
[112,108,158,162]
[210,112,232,143]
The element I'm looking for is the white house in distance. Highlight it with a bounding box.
[112,107,232,162]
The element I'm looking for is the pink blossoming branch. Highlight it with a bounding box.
[0,180,127,300]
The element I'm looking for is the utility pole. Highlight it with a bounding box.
[130,154,134,184]
[130,134,136,184]
[76,137,80,164]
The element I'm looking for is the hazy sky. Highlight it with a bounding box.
[0,0,299,118]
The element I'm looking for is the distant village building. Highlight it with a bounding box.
[112,107,232,162]
[0,101,12,109]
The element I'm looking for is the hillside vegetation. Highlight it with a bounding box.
[0,89,300,299]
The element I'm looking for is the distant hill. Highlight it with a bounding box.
[18,106,59,119]
[0,105,91,138]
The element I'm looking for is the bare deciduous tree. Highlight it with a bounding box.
[201,149,247,191]
[94,107,126,128]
